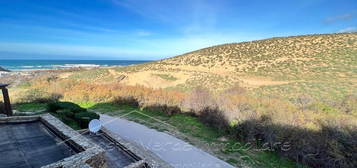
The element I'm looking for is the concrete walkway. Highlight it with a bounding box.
[100,114,235,168]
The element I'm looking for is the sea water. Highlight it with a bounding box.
[0,60,150,71]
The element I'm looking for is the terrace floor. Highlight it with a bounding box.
[0,121,75,168]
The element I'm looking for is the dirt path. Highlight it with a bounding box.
[100,114,235,168]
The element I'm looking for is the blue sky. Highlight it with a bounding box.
[0,0,356,60]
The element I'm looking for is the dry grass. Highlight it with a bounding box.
[31,33,355,99]
[2,33,357,167]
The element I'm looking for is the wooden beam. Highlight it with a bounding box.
[0,83,9,89]
[1,84,12,116]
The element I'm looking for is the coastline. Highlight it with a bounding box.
[2,65,122,72]
[0,60,150,72]
[0,65,122,82]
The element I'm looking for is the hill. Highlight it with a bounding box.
[4,33,357,168]
[12,33,354,100]
[101,33,356,99]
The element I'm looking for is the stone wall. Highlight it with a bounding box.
[40,114,106,168]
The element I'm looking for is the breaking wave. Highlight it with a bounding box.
[17,64,106,69]
[0,60,149,71]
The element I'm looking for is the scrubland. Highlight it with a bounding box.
[1,33,356,167]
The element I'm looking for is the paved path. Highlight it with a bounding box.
[100,114,235,168]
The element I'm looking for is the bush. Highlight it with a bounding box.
[47,101,99,129]
[11,77,357,167]
[199,107,228,130]
[340,94,357,114]
[74,112,100,129]
[113,96,139,107]
[47,102,87,113]
[232,117,357,168]
[143,104,181,116]
[57,109,74,118]
[184,87,212,113]
[20,89,62,103]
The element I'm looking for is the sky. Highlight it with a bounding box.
[0,0,356,60]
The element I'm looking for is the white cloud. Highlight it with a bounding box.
[0,31,262,60]
[324,13,354,24]
[111,0,225,35]
[135,30,153,37]
[0,42,159,59]
[0,0,261,60]
[338,27,357,33]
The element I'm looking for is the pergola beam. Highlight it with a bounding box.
[0,83,12,116]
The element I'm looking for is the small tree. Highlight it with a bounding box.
[296,94,312,112]
[184,87,212,114]
[340,94,357,114]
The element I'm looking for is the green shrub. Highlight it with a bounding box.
[231,117,357,168]
[143,104,181,116]
[57,109,74,118]
[47,102,87,113]
[14,103,47,112]
[199,107,228,130]
[74,112,100,129]
[153,73,177,81]
[51,113,81,130]
[47,101,99,129]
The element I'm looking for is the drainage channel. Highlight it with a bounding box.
[83,131,148,168]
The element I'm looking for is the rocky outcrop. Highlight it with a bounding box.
[0,66,10,72]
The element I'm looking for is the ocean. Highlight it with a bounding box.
[0,60,150,71]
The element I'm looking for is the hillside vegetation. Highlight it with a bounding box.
[2,33,357,168]
[112,33,356,99]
